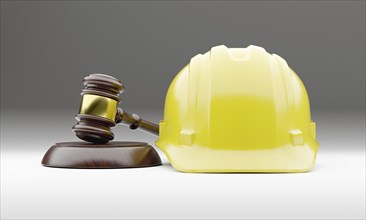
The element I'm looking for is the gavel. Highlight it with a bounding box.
[72,73,159,144]
[42,73,162,169]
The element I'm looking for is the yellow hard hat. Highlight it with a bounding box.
[156,45,319,172]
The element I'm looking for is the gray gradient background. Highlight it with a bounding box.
[1,1,365,219]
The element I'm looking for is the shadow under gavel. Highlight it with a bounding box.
[41,73,162,169]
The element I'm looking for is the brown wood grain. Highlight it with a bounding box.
[42,141,162,169]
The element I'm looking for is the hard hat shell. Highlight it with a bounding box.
[156,45,319,172]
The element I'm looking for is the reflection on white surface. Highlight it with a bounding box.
[1,110,365,219]
[1,150,365,219]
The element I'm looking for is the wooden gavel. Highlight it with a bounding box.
[72,73,159,144]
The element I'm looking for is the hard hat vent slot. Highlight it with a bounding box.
[290,129,304,146]
[179,130,195,146]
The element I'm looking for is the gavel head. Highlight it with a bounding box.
[72,74,124,143]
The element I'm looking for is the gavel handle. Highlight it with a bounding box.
[115,108,159,136]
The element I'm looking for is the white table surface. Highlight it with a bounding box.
[1,110,365,219]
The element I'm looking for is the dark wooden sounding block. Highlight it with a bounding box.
[42,141,162,169]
